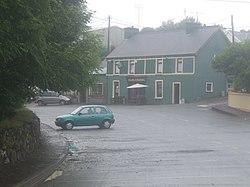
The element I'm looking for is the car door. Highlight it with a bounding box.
[41,92,51,104]
[94,106,108,125]
[49,92,60,104]
[74,107,96,126]
[42,91,59,104]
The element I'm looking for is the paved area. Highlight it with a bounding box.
[0,97,249,187]
[212,103,250,120]
[0,124,67,187]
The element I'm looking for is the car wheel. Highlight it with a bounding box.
[37,100,43,106]
[64,121,74,130]
[101,120,111,129]
[60,100,66,105]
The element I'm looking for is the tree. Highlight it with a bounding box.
[140,27,156,33]
[0,0,102,119]
[212,41,250,92]
[156,17,202,31]
[140,17,202,32]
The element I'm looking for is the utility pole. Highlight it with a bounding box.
[231,15,235,44]
[135,4,143,28]
[107,15,111,52]
[191,11,203,22]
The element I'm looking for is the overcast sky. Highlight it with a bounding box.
[87,0,250,31]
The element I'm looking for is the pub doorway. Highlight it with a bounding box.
[172,82,181,104]
[127,84,147,104]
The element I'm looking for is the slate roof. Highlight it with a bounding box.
[106,26,222,59]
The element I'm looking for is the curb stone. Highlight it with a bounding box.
[211,106,238,116]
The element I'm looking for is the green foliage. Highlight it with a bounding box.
[212,41,250,92]
[156,17,202,31]
[0,0,102,119]
[140,17,202,32]
[0,107,36,128]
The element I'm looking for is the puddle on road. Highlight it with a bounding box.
[66,139,80,155]
[45,169,63,181]
[197,105,209,108]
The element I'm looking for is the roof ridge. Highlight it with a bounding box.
[139,25,221,35]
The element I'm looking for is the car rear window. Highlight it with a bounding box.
[95,107,107,114]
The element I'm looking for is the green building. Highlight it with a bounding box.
[88,26,230,105]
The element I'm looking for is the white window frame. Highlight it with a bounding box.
[156,59,163,74]
[155,80,163,99]
[206,82,214,93]
[114,61,120,74]
[172,82,181,104]
[176,58,183,73]
[112,80,120,97]
[129,60,135,74]
[89,83,103,96]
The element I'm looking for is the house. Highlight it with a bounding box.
[224,29,250,43]
[89,25,230,105]
[92,26,125,49]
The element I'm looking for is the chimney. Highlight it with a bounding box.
[124,27,139,39]
[185,22,200,34]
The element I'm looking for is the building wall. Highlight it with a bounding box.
[194,30,229,101]
[106,56,197,104]
[228,91,250,112]
[93,26,125,48]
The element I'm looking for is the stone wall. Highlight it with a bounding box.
[0,117,40,165]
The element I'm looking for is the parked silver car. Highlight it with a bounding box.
[35,91,71,106]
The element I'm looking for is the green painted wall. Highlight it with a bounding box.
[135,60,144,74]
[183,58,194,73]
[165,59,175,73]
[120,60,128,74]
[194,30,229,101]
[146,59,155,74]
[106,76,128,104]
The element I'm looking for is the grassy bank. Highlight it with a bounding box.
[0,108,36,128]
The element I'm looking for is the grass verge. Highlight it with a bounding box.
[0,108,36,128]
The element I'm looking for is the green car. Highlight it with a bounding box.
[55,105,115,130]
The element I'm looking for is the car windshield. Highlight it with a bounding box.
[70,107,82,115]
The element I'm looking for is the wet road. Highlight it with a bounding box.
[29,102,250,187]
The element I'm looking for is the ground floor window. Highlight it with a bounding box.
[89,83,103,97]
[155,80,163,99]
[113,80,120,97]
[206,82,213,92]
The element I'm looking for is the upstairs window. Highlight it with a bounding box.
[176,58,183,73]
[114,61,120,74]
[129,60,135,74]
[156,59,163,74]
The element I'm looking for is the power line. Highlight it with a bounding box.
[91,16,108,23]
[90,16,136,28]
[206,16,231,25]
[89,16,108,30]
[205,0,250,3]
[111,18,136,27]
